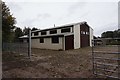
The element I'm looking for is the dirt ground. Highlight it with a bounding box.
[2,46,119,78]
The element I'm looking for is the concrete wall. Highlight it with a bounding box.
[74,24,80,49]
[31,37,64,50]
[89,27,94,47]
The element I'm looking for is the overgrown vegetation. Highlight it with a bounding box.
[101,29,120,45]
[101,29,120,38]
[2,2,16,42]
[106,39,120,45]
[2,2,39,43]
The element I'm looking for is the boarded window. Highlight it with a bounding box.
[52,36,59,43]
[40,38,44,43]
[50,30,57,34]
[41,31,46,35]
[34,32,38,36]
[61,28,71,33]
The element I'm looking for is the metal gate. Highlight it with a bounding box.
[92,38,120,79]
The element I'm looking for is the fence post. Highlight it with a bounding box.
[92,39,95,77]
[92,39,97,78]
[28,29,31,59]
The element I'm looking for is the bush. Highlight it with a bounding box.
[106,40,120,45]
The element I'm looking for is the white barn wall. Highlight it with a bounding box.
[74,24,80,49]
[70,27,73,33]
[62,36,65,50]
[39,32,41,36]
[31,37,64,50]
[32,33,34,36]
[89,27,93,47]
[57,29,61,34]
[46,31,49,35]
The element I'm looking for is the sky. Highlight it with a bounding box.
[3,0,119,37]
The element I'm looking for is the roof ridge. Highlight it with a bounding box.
[32,21,86,32]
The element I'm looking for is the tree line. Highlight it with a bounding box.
[2,2,38,43]
[101,29,120,38]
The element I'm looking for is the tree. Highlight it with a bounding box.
[117,29,120,38]
[31,27,38,31]
[101,29,120,38]
[101,31,114,38]
[14,27,23,42]
[23,27,30,35]
[113,30,118,38]
[2,2,16,42]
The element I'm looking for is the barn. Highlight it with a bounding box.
[19,21,93,50]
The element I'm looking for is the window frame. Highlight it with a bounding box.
[41,31,47,35]
[50,30,57,34]
[34,32,38,36]
[51,36,59,43]
[40,38,44,43]
[61,28,71,33]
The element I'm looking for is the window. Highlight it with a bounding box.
[41,31,46,35]
[83,32,85,34]
[34,32,38,36]
[40,38,44,43]
[86,32,89,35]
[81,31,85,34]
[61,28,71,33]
[50,30,57,34]
[52,36,59,43]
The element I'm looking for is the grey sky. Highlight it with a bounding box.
[4,0,119,37]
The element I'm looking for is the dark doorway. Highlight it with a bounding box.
[65,35,74,50]
[81,35,89,47]
[80,23,90,48]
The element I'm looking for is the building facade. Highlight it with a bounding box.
[20,21,93,50]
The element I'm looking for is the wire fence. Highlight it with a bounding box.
[92,38,120,79]
[2,42,29,56]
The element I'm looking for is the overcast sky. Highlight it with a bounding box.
[3,0,119,37]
